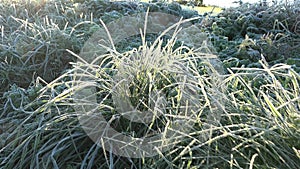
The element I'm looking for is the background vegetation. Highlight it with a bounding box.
[0,0,299,168]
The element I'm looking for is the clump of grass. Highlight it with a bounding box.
[1,10,299,168]
[0,1,299,169]
[0,14,225,168]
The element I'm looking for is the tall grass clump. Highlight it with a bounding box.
[0,1,299,169]
[1,11,299,168]
[0,15,226,168]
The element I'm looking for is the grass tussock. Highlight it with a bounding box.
[0,0,299,169]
